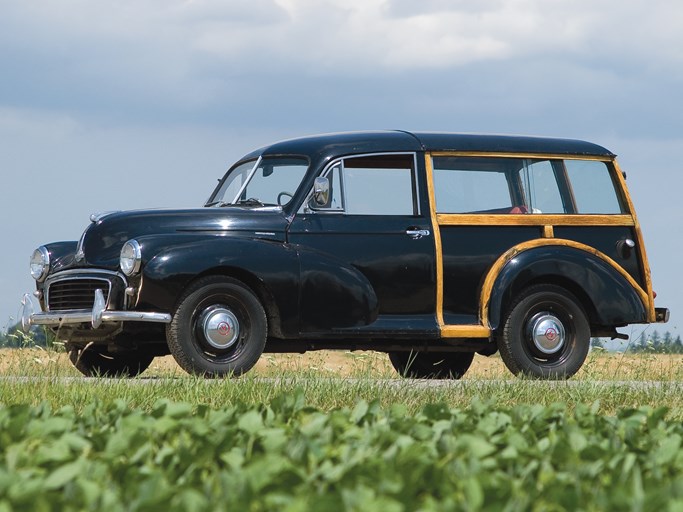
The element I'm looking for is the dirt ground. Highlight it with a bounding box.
[0,348,499,377]
[1,347,682,380]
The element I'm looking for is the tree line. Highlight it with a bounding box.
[591,329,683,353]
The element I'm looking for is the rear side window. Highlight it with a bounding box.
[518,160,566,214]
[433,157,518,214]
[433,155,625,215]
[565,160,624,214]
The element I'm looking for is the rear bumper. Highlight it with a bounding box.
[655,307,670,323]
[21,289,172,332]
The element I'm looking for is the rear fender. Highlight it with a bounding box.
[485,243,647,331]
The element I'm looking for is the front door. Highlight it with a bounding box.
[288,153,437,336]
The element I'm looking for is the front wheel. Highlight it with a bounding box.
[167,276,267,377]
[68,346,154,377]
[388,351,474,379]
[497,284,590,379]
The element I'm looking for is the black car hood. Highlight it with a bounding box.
[80,207,289,269]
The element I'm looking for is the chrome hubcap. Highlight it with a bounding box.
[528,313,565,355]
[200,307,240,350]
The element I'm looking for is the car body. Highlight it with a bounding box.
[21,131,669,378]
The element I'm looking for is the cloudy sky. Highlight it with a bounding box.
[1,0,682,344]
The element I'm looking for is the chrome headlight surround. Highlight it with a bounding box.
[30,246,50,282]
[120,240,142,276]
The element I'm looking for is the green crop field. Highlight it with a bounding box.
[2,348,683,511]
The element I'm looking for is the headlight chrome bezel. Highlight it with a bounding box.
[30,246,50,282]
[120,240,142,276]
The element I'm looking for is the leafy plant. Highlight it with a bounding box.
[1,394,683,511]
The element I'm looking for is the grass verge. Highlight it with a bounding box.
[1,349,683,418]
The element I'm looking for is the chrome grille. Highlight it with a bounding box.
[47,278,111,311]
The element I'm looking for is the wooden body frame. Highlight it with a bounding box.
[424,152,655,338]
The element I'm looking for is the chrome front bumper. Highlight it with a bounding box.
[21,289,172,332]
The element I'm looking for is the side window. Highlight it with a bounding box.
[432,157,517,213]
[311,154,417,215]
[565,160,624,214]
[519,160,566,214]
[432,156,624,215]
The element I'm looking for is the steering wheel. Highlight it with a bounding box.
[277,191,294,205]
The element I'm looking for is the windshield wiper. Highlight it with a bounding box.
[213,198,268,207]
[208,198,272,207]
[235,198,265,207]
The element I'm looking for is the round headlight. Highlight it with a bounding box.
[120,240,142,276]
[30,246,50,282]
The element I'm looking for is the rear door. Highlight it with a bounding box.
[288,153,437,335]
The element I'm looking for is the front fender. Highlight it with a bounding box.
[44,241,78,274]
[136,235,300,335]
[486,245,647,330]
[296,245,379,332]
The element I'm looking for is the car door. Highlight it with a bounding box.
[287,153,437,336]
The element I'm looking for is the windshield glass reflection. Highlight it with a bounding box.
[207,157,309,207]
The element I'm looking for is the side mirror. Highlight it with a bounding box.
[313,177,330,206]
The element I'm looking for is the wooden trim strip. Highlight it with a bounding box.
[543,225,554,238]
[612,160,656,322]
[479,238,650,326]
[436,214,635,226]
[430,151,613,162]
[424,154,445,327]
[441,325,491,338]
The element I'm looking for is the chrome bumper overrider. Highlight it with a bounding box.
[20,289,172,332]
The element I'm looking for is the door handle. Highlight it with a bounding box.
[406,229,430,240]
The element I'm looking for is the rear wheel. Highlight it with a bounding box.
[167,276,267,377]
[388,351,474,379]
[68,346,154,377]
[497,284,590,379]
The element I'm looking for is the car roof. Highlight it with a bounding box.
[242,130,615,162]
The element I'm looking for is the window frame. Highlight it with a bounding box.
[429,154,628,216]
[304,152,421,216]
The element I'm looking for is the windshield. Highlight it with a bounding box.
[207,156,309,207]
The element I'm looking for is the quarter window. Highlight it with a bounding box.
[565,160,624,214]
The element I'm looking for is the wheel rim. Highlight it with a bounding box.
[520,299,576,366]
[199,306,240,350]
[192,293,250,362]
[527,312,566,355]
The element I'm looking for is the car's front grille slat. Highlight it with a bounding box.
[47,279,111,311]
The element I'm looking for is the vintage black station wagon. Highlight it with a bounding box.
[21,131,669,379]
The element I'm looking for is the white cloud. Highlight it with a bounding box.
[182,0,683,71]
[5,0,683,79]
[1,1,683,329]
